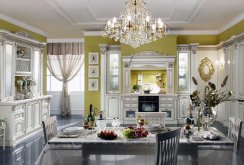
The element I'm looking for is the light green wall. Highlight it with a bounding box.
[0,19,47,94]
[218,20,244,42]
[177,35,218,45]
[84,36,119,114]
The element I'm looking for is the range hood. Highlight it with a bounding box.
[122,51,175,70]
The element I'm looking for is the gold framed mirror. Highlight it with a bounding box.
[198,57,215,82]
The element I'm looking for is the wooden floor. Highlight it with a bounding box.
[0,116,243,165]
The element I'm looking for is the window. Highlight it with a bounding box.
[46,64,84,92]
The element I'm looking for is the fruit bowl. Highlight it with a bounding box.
[97,130,117,140]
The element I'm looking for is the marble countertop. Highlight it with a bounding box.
[48,127,234,146]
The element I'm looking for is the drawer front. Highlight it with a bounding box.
[160,102,174,108]
[124,108,137,119]
[124,103,138,108]
[14,146,25,165]
[160,97,175,101]
[160,108,174,120]
[124,97,138,102]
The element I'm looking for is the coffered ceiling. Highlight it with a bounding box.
[0,0,243,38]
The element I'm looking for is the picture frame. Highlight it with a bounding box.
[88,65,99,78]
[88,79,98,91]
[89,52,99,64]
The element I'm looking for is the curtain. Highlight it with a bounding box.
[47,43,84,116]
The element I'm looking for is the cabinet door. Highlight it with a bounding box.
[26,103,33,132]
[15,45,32,75]
[107,52,121,93]
[4,42,15,100]
[14,105,25,137]
[177,52,190,93]
[105,96,120,119]
[33,49,42,96]
[178,96,191,118]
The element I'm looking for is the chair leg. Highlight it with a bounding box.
[3,129,5,150]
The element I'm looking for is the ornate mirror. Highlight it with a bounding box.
[198,57,215,82]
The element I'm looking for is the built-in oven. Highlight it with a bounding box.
[138,96,159,112]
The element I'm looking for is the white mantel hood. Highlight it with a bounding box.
[122,51,175,70]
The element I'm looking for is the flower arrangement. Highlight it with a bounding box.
[17,77,36,87]
[190,75,232,107]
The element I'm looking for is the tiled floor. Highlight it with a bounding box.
[0,116,243,165]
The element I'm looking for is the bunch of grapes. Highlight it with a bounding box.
[123,126,148,139]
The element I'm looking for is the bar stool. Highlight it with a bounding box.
[0,119,6,150]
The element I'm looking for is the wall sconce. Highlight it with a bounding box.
[216,60,225,69]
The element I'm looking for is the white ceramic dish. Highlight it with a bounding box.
[64,127,84,133]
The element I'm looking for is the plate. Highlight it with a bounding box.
[97,133,117,140]
[202,135,221,140]
[201,132,222,140]
[97,130,117,140]
[64,127,84,133]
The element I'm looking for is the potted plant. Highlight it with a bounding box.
[133,84,140,93]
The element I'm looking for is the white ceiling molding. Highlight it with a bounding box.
[83,0,98,20]
[186,0,206,23]
[218,12,244,34]
[45,0,76,24]
[168,0,178,20]
[0,12,47,37]
[169,30,218,35]
[47,38,84,43]
[83,31,103,36]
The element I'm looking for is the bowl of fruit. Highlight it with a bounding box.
[122,126,148,139]
[97,130,117,140]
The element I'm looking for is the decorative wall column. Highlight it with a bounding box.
[99,44,107,112]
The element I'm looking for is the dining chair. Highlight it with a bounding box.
[42,116,58,144]
[155,128,181,165]
[136,112,167,127]
[228,116,243,152]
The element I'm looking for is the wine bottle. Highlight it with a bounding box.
[186,104,194,126]
[88,104,95,129]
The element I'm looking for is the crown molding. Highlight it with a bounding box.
[169,30,218,35]
[47,38,84,43]
[83,31,103,36]
[0,12,48,37]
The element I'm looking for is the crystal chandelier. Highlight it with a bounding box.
[103,0,168,48]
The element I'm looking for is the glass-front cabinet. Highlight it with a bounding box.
[15,45,32,75]
[0,30,46,101]
[107,50,121,93]
[177,51,190,93]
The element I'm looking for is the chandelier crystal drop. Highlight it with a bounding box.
[103,0,168,48]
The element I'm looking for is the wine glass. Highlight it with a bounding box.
[115,118,120,131]
[112,118,117,131]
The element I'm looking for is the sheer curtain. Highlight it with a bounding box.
[47,43,84,116]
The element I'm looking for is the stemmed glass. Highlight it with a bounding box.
[112,117,120,132]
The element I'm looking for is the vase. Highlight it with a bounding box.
[200,106,217,131]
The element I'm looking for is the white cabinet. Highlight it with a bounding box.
[0,96,51,146]
[178,94,191,124]
[159,95,177,123]
[105,95,121,119]
[122,95,138,124]
[106,51,121,93]
[0,29,45,101]
[0,29,51,146]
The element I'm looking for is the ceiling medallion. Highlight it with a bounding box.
[103,0,168,48]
